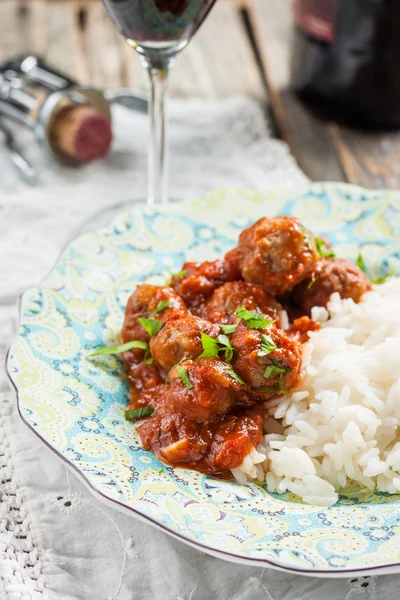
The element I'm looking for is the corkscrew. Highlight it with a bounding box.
[0,55,148,179]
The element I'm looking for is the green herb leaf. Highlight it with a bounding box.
[168,268,187,278]
[125,406,154,420]
[263,364,286,379]
[198,332,219,359]
[307,277,316,290]
[150,300,171,317]
[139,317,163,337]
[158,467,165,474]
[372,273,392,284]
[144,356,154,365]
[315,238,335,259]
[235,306,274,330]
[258,334,277,357]
[223,366,246,385]
[89,340,149,357]
[356,253,367,273]
[176,365,193,389]
[300,224,317,253]
[216,334,234,362]
[263,359,293,394]
[166,267,188,284]
[218,323,238,335]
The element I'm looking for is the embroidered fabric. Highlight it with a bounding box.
[2,97,394,599]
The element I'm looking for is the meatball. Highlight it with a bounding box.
[223,247,242,280]
[292,258,372,314]
[170,249,242,309]
[237,216,320,295]
[150,315,220,372]
[204,281,282,325]
[231,322,301,400]
[121,284,187,344]
[165,358,243,422]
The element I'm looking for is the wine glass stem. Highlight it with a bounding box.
[145,63,170,206]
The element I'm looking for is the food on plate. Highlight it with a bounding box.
[264,281,400,506]
[150,316,220,372]
[236,216,321,295]
[91,214,396,505]
[204,281,282,325]
[170,248,241,310]
[292,257,372,314]
[121,284,187,344]
[231,321,302,401]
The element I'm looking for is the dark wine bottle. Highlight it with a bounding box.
[291,0,400,129]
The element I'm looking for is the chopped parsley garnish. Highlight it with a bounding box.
[223,366,246,385]
[258,334,277,357]
[218,323,238,335]
[216,334,233,362]
[89,340,149,357]
[149,300,170,317]
[166,267,187,284]
[356,253,367,273]
[356,254,393,283]
[307,277,316,290]
[263,363,287,379]
[125,406,154,420]
[139,317,163,337]
[168,268,187,278]
[315,238,335,259]
[300,224,317,253]
[198,332,219,359]
[235,306,274,330]
[372,273,392,284]
[198,332,234,362]
[263,359,292,394]
[158,467,165,474]
[176,365,193,389]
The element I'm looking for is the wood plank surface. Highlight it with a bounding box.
[333,125,400,190]
[247,0,400,189]
[247,0,345,183]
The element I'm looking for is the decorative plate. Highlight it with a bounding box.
[7,183,400,577]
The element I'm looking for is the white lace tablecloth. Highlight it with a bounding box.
[1,96,399,599]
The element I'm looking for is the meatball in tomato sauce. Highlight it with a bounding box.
[204,281,283,325]
[170,249,241,310]
[165,358,244,422]
[121,284,187,344]
[237,216,320,295]
[150,315,220,372]
[231,321,301,401]
[292,258,372,314]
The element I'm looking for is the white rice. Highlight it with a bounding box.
[232,278,400,506]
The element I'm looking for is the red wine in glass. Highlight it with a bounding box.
[102,0,217,205]
[103,0,216,63]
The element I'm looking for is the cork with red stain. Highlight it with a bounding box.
[50,104,112,162]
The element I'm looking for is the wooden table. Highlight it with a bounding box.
[1,0,399,189]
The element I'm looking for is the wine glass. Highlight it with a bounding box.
[102,0,217,206]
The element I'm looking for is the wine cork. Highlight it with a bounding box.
[49,104,112,162]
